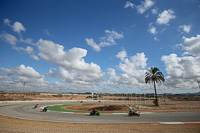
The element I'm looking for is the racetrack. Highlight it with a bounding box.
[0,102,200,124]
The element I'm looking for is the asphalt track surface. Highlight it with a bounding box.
[0,102,200,124]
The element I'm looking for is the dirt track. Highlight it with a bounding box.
[0,115,200,133]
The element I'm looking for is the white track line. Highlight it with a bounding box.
[160,122,184,124]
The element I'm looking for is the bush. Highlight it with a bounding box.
[53,95,62,98]
[86,96,92,98]
[86,96,97,99]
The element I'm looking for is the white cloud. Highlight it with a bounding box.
[163,54,200,79]
[124,1,134,9]
[161,54,200,90]
[107,50,148,89]
[178,25,191,33]
[12,22,26,33]
[106,30,123,39]
[0,32,17,45]
[20,38,35,45]
[156,9,176,25]
[161,34,200,92]
[148,26,157,35]
[116,49,127,61]
[38,39,105,84]
[0,64,48,91]
[2,64,44,82]
[14,46,33,54]
[85,38,101,52]
[48,66,105,84]
[86,30,123,52]
[3,19,26,34]
[107,68,138,88]
[4,18,11,25]
[124,0,154,14]
[100,30,123,47]
[137,0,154,14]
[25,46,34,54]
[38,39,89,71]
[151,9,158,14]
[161,76,199,92]
[3,19,32,45]
[154,37,159,41]
[0,72,10,80]
[48,67,75,83]
[13,46,39,60]
[179,35,200,56]
[117,52,147,79]
[31,55,40,61]
[148,23,158,40]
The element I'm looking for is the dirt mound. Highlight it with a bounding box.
[62,101,200,112]
[95,105,128,111]
[62,104,129,112]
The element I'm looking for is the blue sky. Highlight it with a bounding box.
[0,0,200,93]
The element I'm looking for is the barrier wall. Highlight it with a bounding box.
[0,100,104,104]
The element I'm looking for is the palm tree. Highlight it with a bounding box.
[145,67,165,106]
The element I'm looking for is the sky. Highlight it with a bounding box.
[0,0,200,94]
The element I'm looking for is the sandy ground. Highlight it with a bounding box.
[0,102,200,133]
[63,101,200,112]
[0,115,200,133]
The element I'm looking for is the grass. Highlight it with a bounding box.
[47,104,83,112]
[48,104,127,113]
[82,103,97,106]
[0,104,15,107]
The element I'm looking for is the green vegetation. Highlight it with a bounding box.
[48,104,126,113]
[82,103,96,106]
[47,104,81,112]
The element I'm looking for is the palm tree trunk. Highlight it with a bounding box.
[153,81,158,106]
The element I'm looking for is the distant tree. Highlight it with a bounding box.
[145,67,165,106]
